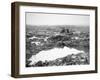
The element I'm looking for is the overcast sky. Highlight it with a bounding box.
[26,13,90,26]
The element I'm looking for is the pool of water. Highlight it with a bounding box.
[28,46,85,65]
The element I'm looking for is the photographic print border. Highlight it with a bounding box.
[11,2,98,78]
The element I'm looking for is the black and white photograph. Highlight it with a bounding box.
[26,13,90,67]
[11,2,97,78]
